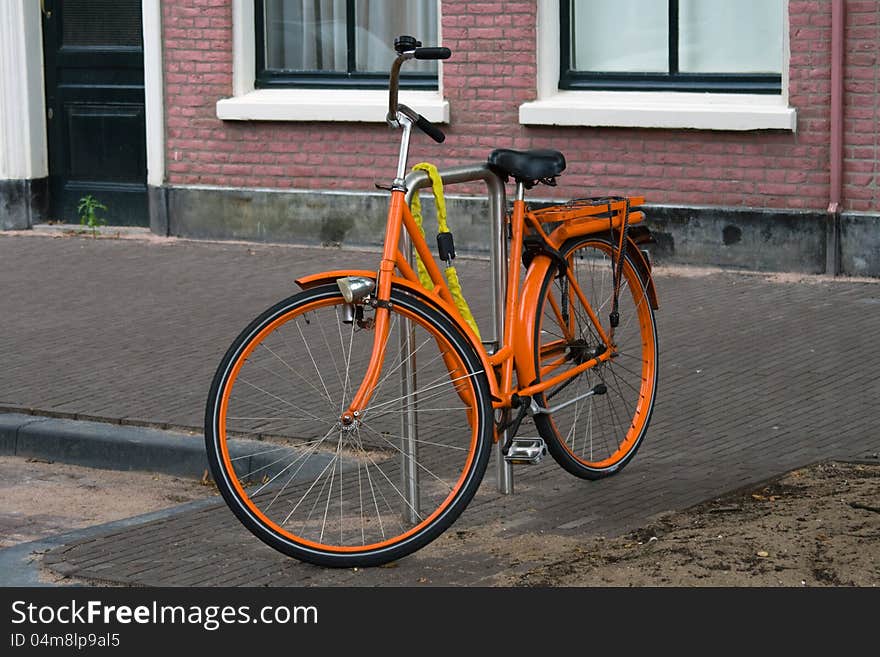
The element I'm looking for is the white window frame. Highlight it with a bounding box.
[520,0,797,131]
[216,0,449,123]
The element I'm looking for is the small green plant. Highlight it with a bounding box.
[77,194,107,237]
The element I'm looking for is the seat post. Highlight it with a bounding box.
[515,181,525,202]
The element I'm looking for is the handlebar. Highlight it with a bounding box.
[414,113,446,143]
[397,104,445,143]
[414,47,451,60]
[387,36,451,143]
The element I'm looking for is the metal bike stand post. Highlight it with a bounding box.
[397,229,420,524]
[403,164,513,497]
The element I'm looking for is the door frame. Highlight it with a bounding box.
[37,0,164,228]
[0,1,48,228]
[142,0,164,190]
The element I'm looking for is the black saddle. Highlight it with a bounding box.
[488,148,566,185]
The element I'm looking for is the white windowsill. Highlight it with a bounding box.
[519,90,797,131]
[216,89,449,123]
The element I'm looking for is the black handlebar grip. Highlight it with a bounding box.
[414,47,451,60]
[415,114,446,143]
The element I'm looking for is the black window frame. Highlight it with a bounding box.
[560,0,782,94]
[255,0,437,90]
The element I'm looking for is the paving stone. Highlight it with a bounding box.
[1,234,878,585]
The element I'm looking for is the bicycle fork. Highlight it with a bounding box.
[340,196,407,426]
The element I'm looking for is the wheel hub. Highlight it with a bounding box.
[565,339,605,365]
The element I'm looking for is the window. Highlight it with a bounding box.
[561,0,783,93]
[216,1,448,123]
[518,0,795,131]
[256,0,438,89]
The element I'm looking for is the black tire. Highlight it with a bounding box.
[205,284,493,567]
[532,236,659,480]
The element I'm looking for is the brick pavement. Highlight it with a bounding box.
[2,232,879,585]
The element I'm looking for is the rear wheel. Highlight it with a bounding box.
[205,284,493,567]
[532,237,658,479]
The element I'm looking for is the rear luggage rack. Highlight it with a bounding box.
[530,195,645,224]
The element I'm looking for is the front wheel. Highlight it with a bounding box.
[533,237,658,479]
[205,284,493,567]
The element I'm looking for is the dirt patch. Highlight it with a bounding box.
[0,456,216,549]
[487,461,879,586]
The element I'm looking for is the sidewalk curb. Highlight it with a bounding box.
[0,413,209,478]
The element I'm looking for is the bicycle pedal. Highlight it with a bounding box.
[504,437,547,465]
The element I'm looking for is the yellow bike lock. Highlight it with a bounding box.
[408,162,481,340]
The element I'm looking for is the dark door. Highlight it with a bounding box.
[43,0,147,226]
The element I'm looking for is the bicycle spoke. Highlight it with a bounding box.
[229,443,298,461]
[370,459,408,536]
[283,450,339,526]
[370,330,437,399]
[337,307,357,414]
[363,384,472,425]
[567,390,580,452]
[359,423,455,492]
[239,448,311,484]
[362,314,402,402]
[257,424,337,498]
[258,341,335,411]
[364,381,474,422]
[356,427,468,451]
[357,463,365,546]
[339,435,344,545]
[226,415,326,424]
[320,432,344,543]
[227,394,318,419]
[355,432,407,538]
[615,350,647,361]
[359,406,472,416]
[298,458,335,537]
[606,364,641,396]
[295,315,337,406]
[585,395,595,460]
[365,370,482,413]
[315,312,345,393]
[360,446,385,540]
[362,449,424,523]
[237,377,330,425]
[601,377,628,445]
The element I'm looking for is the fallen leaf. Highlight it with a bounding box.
[756,550,769,558]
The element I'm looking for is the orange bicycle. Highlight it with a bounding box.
[205,36,659,567]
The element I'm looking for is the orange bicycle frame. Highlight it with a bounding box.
[295,182,653,423]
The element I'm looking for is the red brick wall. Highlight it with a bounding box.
[163,0,878,213]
